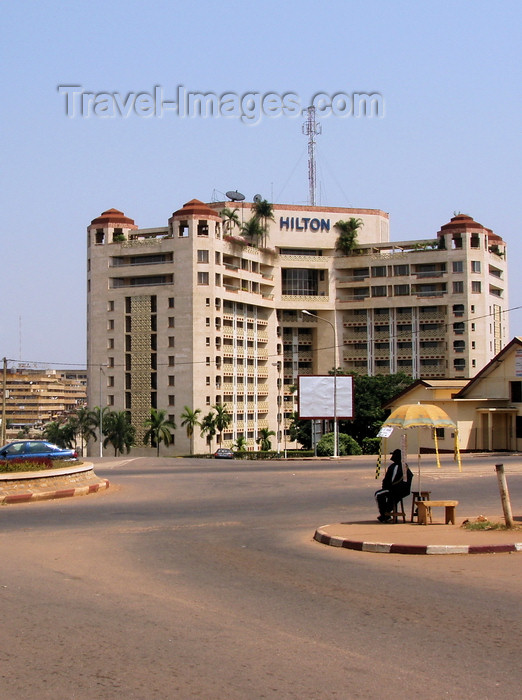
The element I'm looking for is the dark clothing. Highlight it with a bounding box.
[375,453,413,518]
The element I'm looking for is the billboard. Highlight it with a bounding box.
[298,375,354,419]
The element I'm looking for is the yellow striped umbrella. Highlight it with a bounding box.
[380,403,461,487]
[382,403,456,431]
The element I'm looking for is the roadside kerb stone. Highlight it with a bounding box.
[0,462,110,504]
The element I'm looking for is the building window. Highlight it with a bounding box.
[108,357,114,368]
[453,281,464,294]
[452,261,463,273]
[371,266,387,278]
[197,220,209,236]
[206,337,211,346]
[108,300,115,312]
[394,284,409,296]
[206,377,211,385]
[168,297,175,308]
[168,395,175,406]
[435,428,445,439]
[107,376,114,387]
[206,396,211,405]
[471,261,481,273]
[198,271,209,285]
[471,281,482,293]
[108,338,114,349]
[453,322,465,334]
[168,337,175,347]
[282,268,318,296]
[198,249,209,263]
[168,356,175,367]
[168,317,175,328]
[393,264,409,276]
[107,319,114,331]
[510,382,522,403]
[179,220,189,237]
[453,358,466,370]
[453,340,465,352]
[453,304,465,316]
[206,317,211,327]
[168,375,175,386]
[371,285,387,297]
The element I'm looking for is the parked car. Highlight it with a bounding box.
[214,448,235,459]
[0,440,78,462]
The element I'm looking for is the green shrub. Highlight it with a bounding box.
[361,437,381,455]
[316,433,362,457]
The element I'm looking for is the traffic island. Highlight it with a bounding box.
[0,462,110,504]
[314,520,522,555]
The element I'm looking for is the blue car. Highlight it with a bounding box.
[0,440,78,461]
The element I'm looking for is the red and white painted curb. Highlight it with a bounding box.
[0,479,110,505]
[314,527,522,556]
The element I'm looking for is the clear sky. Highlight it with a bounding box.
[1,0,520,368]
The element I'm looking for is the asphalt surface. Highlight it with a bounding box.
[0,453,521,699]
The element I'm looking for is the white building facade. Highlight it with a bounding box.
[86,202,508,455]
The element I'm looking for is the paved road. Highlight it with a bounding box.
[1,455,521,699]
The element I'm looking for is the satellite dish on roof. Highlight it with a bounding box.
[253,194,263,203]
[226,190,245,202]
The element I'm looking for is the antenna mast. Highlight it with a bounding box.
[302,106,321,206]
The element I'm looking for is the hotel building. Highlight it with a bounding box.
[86,201,508,455]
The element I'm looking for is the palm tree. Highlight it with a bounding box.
[43,420,72,448]
[213,403,231,447]
[180,406,202,455]
[103,410,136,456]
[233,435,248,453]
[143,408,176,457]
[251,199,275,247]
[240,216,264,246]
[335,218,364,255]
[257,427,276,452]
[200,411,217,454]
[71,406,98,456]
[220,207,241,235]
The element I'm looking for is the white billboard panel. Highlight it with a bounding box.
[298,375,354,419]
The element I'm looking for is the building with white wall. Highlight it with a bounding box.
[86,201,508,455]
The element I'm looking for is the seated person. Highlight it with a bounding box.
[374,449,413,523]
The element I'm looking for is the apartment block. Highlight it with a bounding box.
[2,367,87,439]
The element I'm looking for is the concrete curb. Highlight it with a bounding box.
[0,479,110,505]
[313,526,522,556]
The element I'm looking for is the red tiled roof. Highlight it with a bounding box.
[90,208,137,228]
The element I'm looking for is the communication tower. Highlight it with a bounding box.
[302,106,321,206]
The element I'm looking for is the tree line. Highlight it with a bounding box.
[39,403,277,457]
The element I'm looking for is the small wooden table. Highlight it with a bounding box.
[416,500,459,525]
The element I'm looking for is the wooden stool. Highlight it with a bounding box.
[411,491,431,522]
[390,498,406,523]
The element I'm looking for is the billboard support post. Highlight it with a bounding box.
[302,310,338,458]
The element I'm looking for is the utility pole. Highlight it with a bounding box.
[1,358,7,446]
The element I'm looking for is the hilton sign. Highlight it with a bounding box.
[279,216,331,232]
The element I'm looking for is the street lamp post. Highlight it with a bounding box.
[272,361,282,455]
[301,310,338,458]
